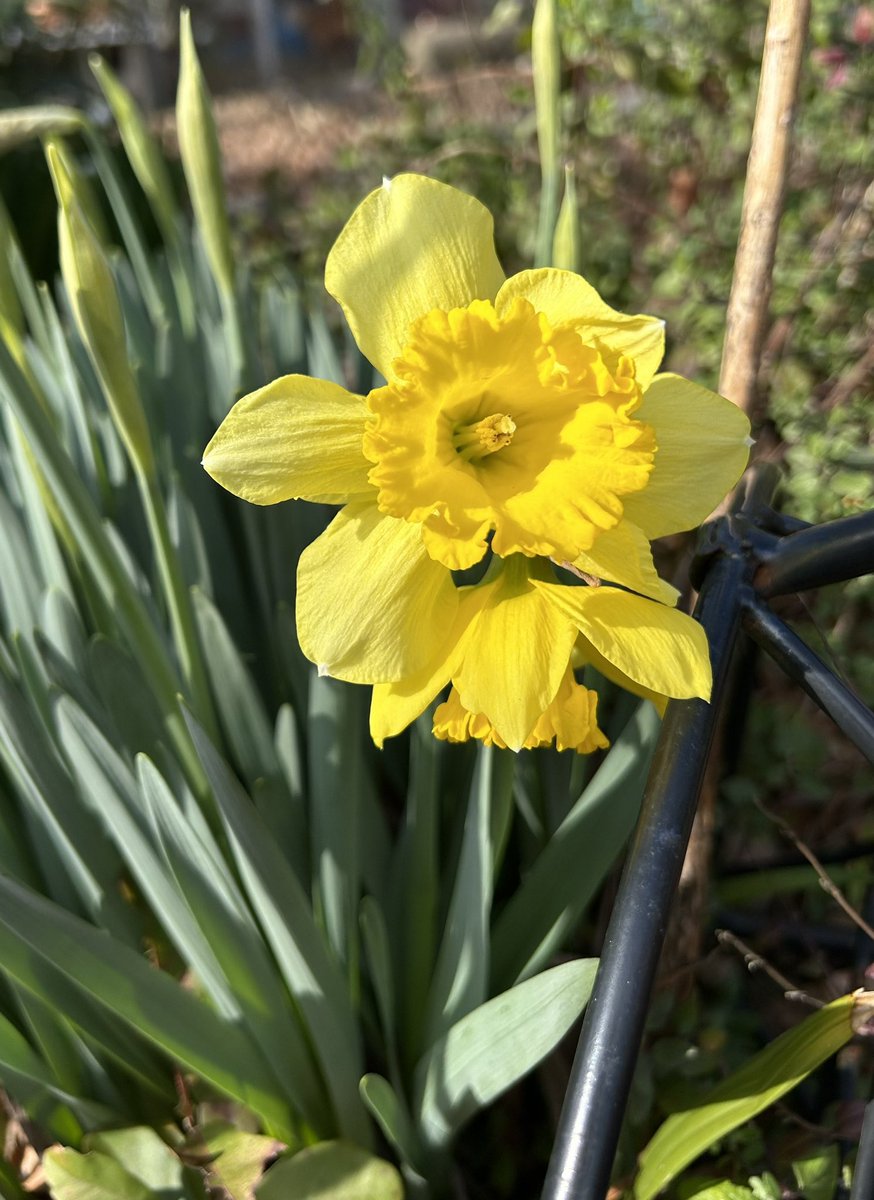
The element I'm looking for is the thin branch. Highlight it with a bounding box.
[756,800,874,945]
[821,337,874,411]
[716,927,824,1008]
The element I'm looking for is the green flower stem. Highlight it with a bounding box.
[532,0,561,267]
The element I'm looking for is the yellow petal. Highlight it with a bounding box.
[622,374,751,538]
[495,268,665,390]
[454,564,579,750]
[203,376,370,505]
[325,174,505,381]
[534,582,711,700]
[567,520,679,605]
[369,584,495,745]
[576,637,669,717]
[297,503,458,683]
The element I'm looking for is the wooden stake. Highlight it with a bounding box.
[665,0,811,979]
[719,0,811,415]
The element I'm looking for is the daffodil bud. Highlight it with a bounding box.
[176,9,235,300]
[90,55,177,246]
[46,139,155,478]
[0,105,82,154]
[46,135,110,248]
[552,163,579,273]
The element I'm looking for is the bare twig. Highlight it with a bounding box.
[756,799,874,944]
[821,337,874,410]
[719,0,812,416]
[716,927,824,1008]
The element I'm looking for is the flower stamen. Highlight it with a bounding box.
[453,412,516,462]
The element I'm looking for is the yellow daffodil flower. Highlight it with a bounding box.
[203,173,750,752]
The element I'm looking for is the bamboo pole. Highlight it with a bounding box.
[719,0,812,414]
[666,0,811,977]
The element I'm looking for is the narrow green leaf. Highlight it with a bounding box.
[0,1006,115,1128]
[424,746,511,1047]
[0,338,192,770]
[0,872,296,1137]
[8,421,72,598]
[89,56,178,245]
[13,987,105,1114]
[391,721,440,1071]
[272,702,309,881]
[88,636,170,762]
[415,958,598,1149]
[0,195,52,357]
[191,588,282,784]
[359,1075,425,1177]
[0,194,23,338]
[41,588,88,678]
[492,700,660,989]
[184,709,370,1146]
[359,897,399,1084]
[0,491,42,633]
[254,1141,403,1200]
[309,675,362,973]
[0,900,173,1103]
[137,755,333,1133]
[634,992,873,1200]
[0,673,133,931]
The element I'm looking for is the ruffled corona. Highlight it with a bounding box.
[363,298,656,571]
[433,670,610,754]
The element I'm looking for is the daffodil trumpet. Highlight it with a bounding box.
[203,174,751,753]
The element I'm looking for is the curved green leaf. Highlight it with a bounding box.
[635,992,873,1200]
[415,957,598,1149]
[254,1141,403,1200]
